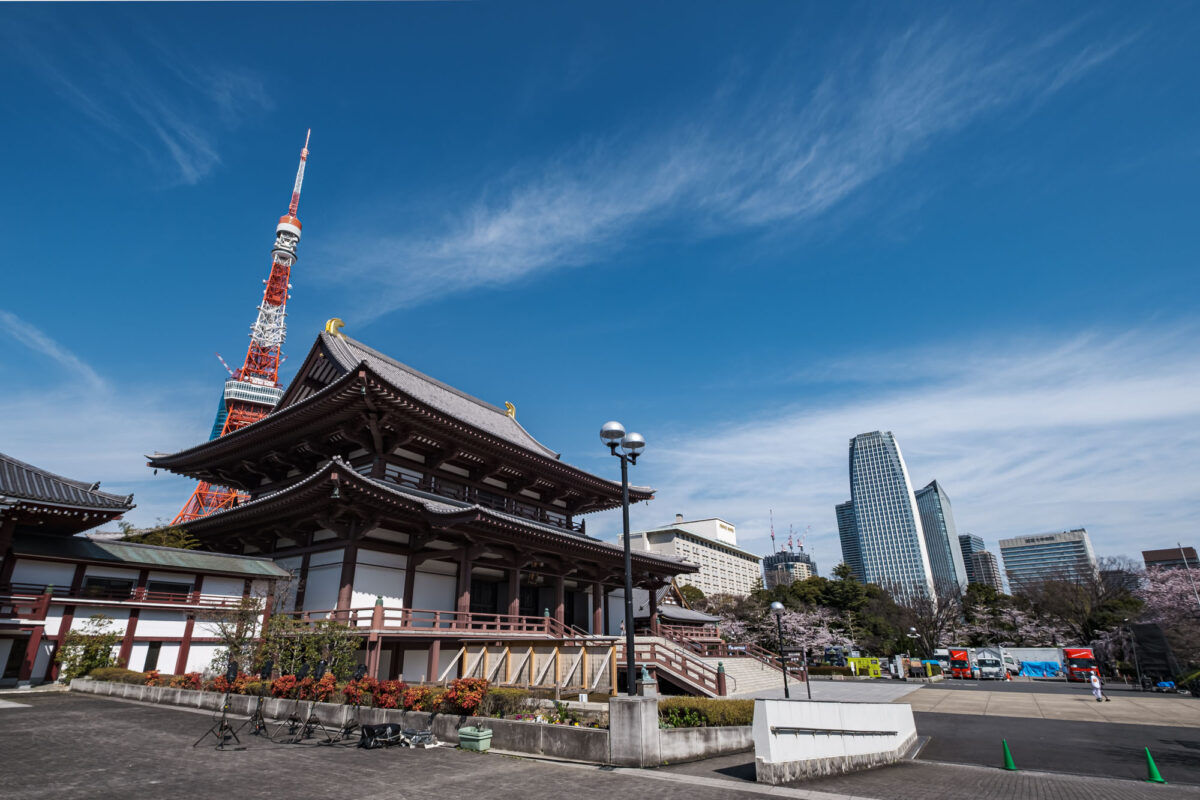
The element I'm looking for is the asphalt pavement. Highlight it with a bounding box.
[921,678,1183,696]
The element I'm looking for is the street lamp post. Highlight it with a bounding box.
[601,421,645,697]
[769,601,790,699]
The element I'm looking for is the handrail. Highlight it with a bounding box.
[617,639,735,696]
[293,605,615,641]
[657,626,805,678]
[0,583,244,609]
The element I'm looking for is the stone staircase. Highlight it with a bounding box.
[639,634,792,697]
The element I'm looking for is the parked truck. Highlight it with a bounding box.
[948,648,974,679]
[1061,647,1100,682]
[975,647,1006,680]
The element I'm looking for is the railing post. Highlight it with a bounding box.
[717,662,727,696]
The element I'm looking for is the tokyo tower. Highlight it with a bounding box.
[172,131,311,524]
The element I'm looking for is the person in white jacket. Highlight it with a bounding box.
[1090,672,1110,702]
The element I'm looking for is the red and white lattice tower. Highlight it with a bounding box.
[172,131,311,524]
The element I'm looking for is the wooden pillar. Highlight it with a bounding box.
[402,554,417,611]
[45,604,77,682]
[455,551,471,624]
[603,585,611,635]
[336,544,358,617]
[68,563,87,595]
[591,582,603,635]
[648,584,660,636]
[293,552,312,611]
[507,568,521,618]
[18,625,44,682]
[175,575,202,674]
[118,569,150,668]
[427,639,441,683]
[553,575,565,626]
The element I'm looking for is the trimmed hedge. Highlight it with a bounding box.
[88,667,149,684]
[658,697,754,728]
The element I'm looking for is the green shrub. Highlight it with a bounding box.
[56,615,122,681]
[88,667,148,684]
[808,666,852,676]
[657,697,754,728]
[478,688,533,718]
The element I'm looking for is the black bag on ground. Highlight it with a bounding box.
[358,723,403,749]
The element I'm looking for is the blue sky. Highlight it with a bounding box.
[2,2,1198,573]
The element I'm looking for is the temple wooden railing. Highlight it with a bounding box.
[0,591,52,621]
[295,605,591,638]
[0,583,244,609]
[617,640,735,697]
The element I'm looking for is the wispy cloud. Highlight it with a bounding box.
[325,19,1129,317]
[0,310,105,391]
[0,309,211,526]
[591,325,1200,569]
[2,13,271,185]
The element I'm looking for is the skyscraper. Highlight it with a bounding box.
[838,431,936,601]
[762,547,818,589]
[958,533,985,583]
[968,550,1002,590]
[913,480,969,594]
[835,500,864,581]
[999,528,1097,593]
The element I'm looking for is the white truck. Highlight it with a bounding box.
[974,647,1006,680]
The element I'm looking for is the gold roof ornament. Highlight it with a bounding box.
[504,401,516,419]
[324,318,346,338]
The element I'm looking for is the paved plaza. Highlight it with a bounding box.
[2,691,1197,800]
[906,683,1200,727]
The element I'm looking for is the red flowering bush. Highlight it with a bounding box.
[143,670,162,687]
[375,680,406,709]
[270,674,298,698]
[169,672,202,690]
[343,676,378,705]
[402,685,446,712]
[212,672,254,694]
[443,678,489,714]
[311,672,338,702]
[295,676,316,700]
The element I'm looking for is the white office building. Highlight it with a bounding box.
[624,515,763,597]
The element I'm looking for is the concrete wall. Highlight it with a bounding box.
[659,725,753,764]
[752,698,916,784]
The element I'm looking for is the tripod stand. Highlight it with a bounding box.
[323,697,362,745]
[194,692,244,751]
[271,693,307,742]
[285,698,333,744]
[236,687,269,737]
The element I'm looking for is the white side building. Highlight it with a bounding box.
[624,515,763,598]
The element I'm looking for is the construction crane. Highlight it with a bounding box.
[172,131,311,524]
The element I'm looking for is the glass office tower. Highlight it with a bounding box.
[958,533,985,583]
[845,431,937,601]
[835,500,864,582]
[913,480,969,594]
[999,529,1097,593]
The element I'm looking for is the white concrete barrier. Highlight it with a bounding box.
[752,698,916,784]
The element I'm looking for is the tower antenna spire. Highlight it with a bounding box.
[769,509,776,551]
[173,131,312,524]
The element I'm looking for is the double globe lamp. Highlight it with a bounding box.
[600,421,645,696]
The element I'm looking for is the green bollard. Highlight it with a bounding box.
[1145,747,1166,784]
[1002,739,1017,771]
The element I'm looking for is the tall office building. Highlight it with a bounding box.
[835,500,864,581]
[999,528,1097,593]
[913,480,969,594]
[968,550,1002,590]
[837,431,936,601]
[763,547,818,589]
[958,534,984,583]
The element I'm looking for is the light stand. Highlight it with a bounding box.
[194,660,244,751]
[327,664,368,745]
[1125,619,1144,691]
[236,659,273,737]
[601,421,644,697]
[769,602,790,699]
[292,660,333,744]
[272,662,311,741]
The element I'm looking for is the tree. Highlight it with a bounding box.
[262,617,360,678]
[677,584,707,611]
[1137,567,1200,670]
[55,614,121,680]
[202,596,266,673]
[119,521,199,550]
[891,581,964,658]
[1017,557,1142,644]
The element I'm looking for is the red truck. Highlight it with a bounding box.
[949,649,973,679]
[1061,647,1100,682]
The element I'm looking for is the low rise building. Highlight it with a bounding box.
[1142,546,1198,571]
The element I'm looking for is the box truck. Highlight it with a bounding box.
[1061,647,1100,682]
[975,647,1006,680]
[948,648,973,679]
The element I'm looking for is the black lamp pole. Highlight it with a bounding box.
[771,603,790,699]
[602,422,644,697]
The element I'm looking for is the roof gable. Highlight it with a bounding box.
[0,451,134,512]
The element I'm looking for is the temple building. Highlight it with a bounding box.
[1,452,286,685]
[149,327,699,691]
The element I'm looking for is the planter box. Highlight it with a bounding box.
[458,726,493,752]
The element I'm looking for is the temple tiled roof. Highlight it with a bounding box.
[318,333,561,459]
[0,451,134,512]
[13,533,289,578]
